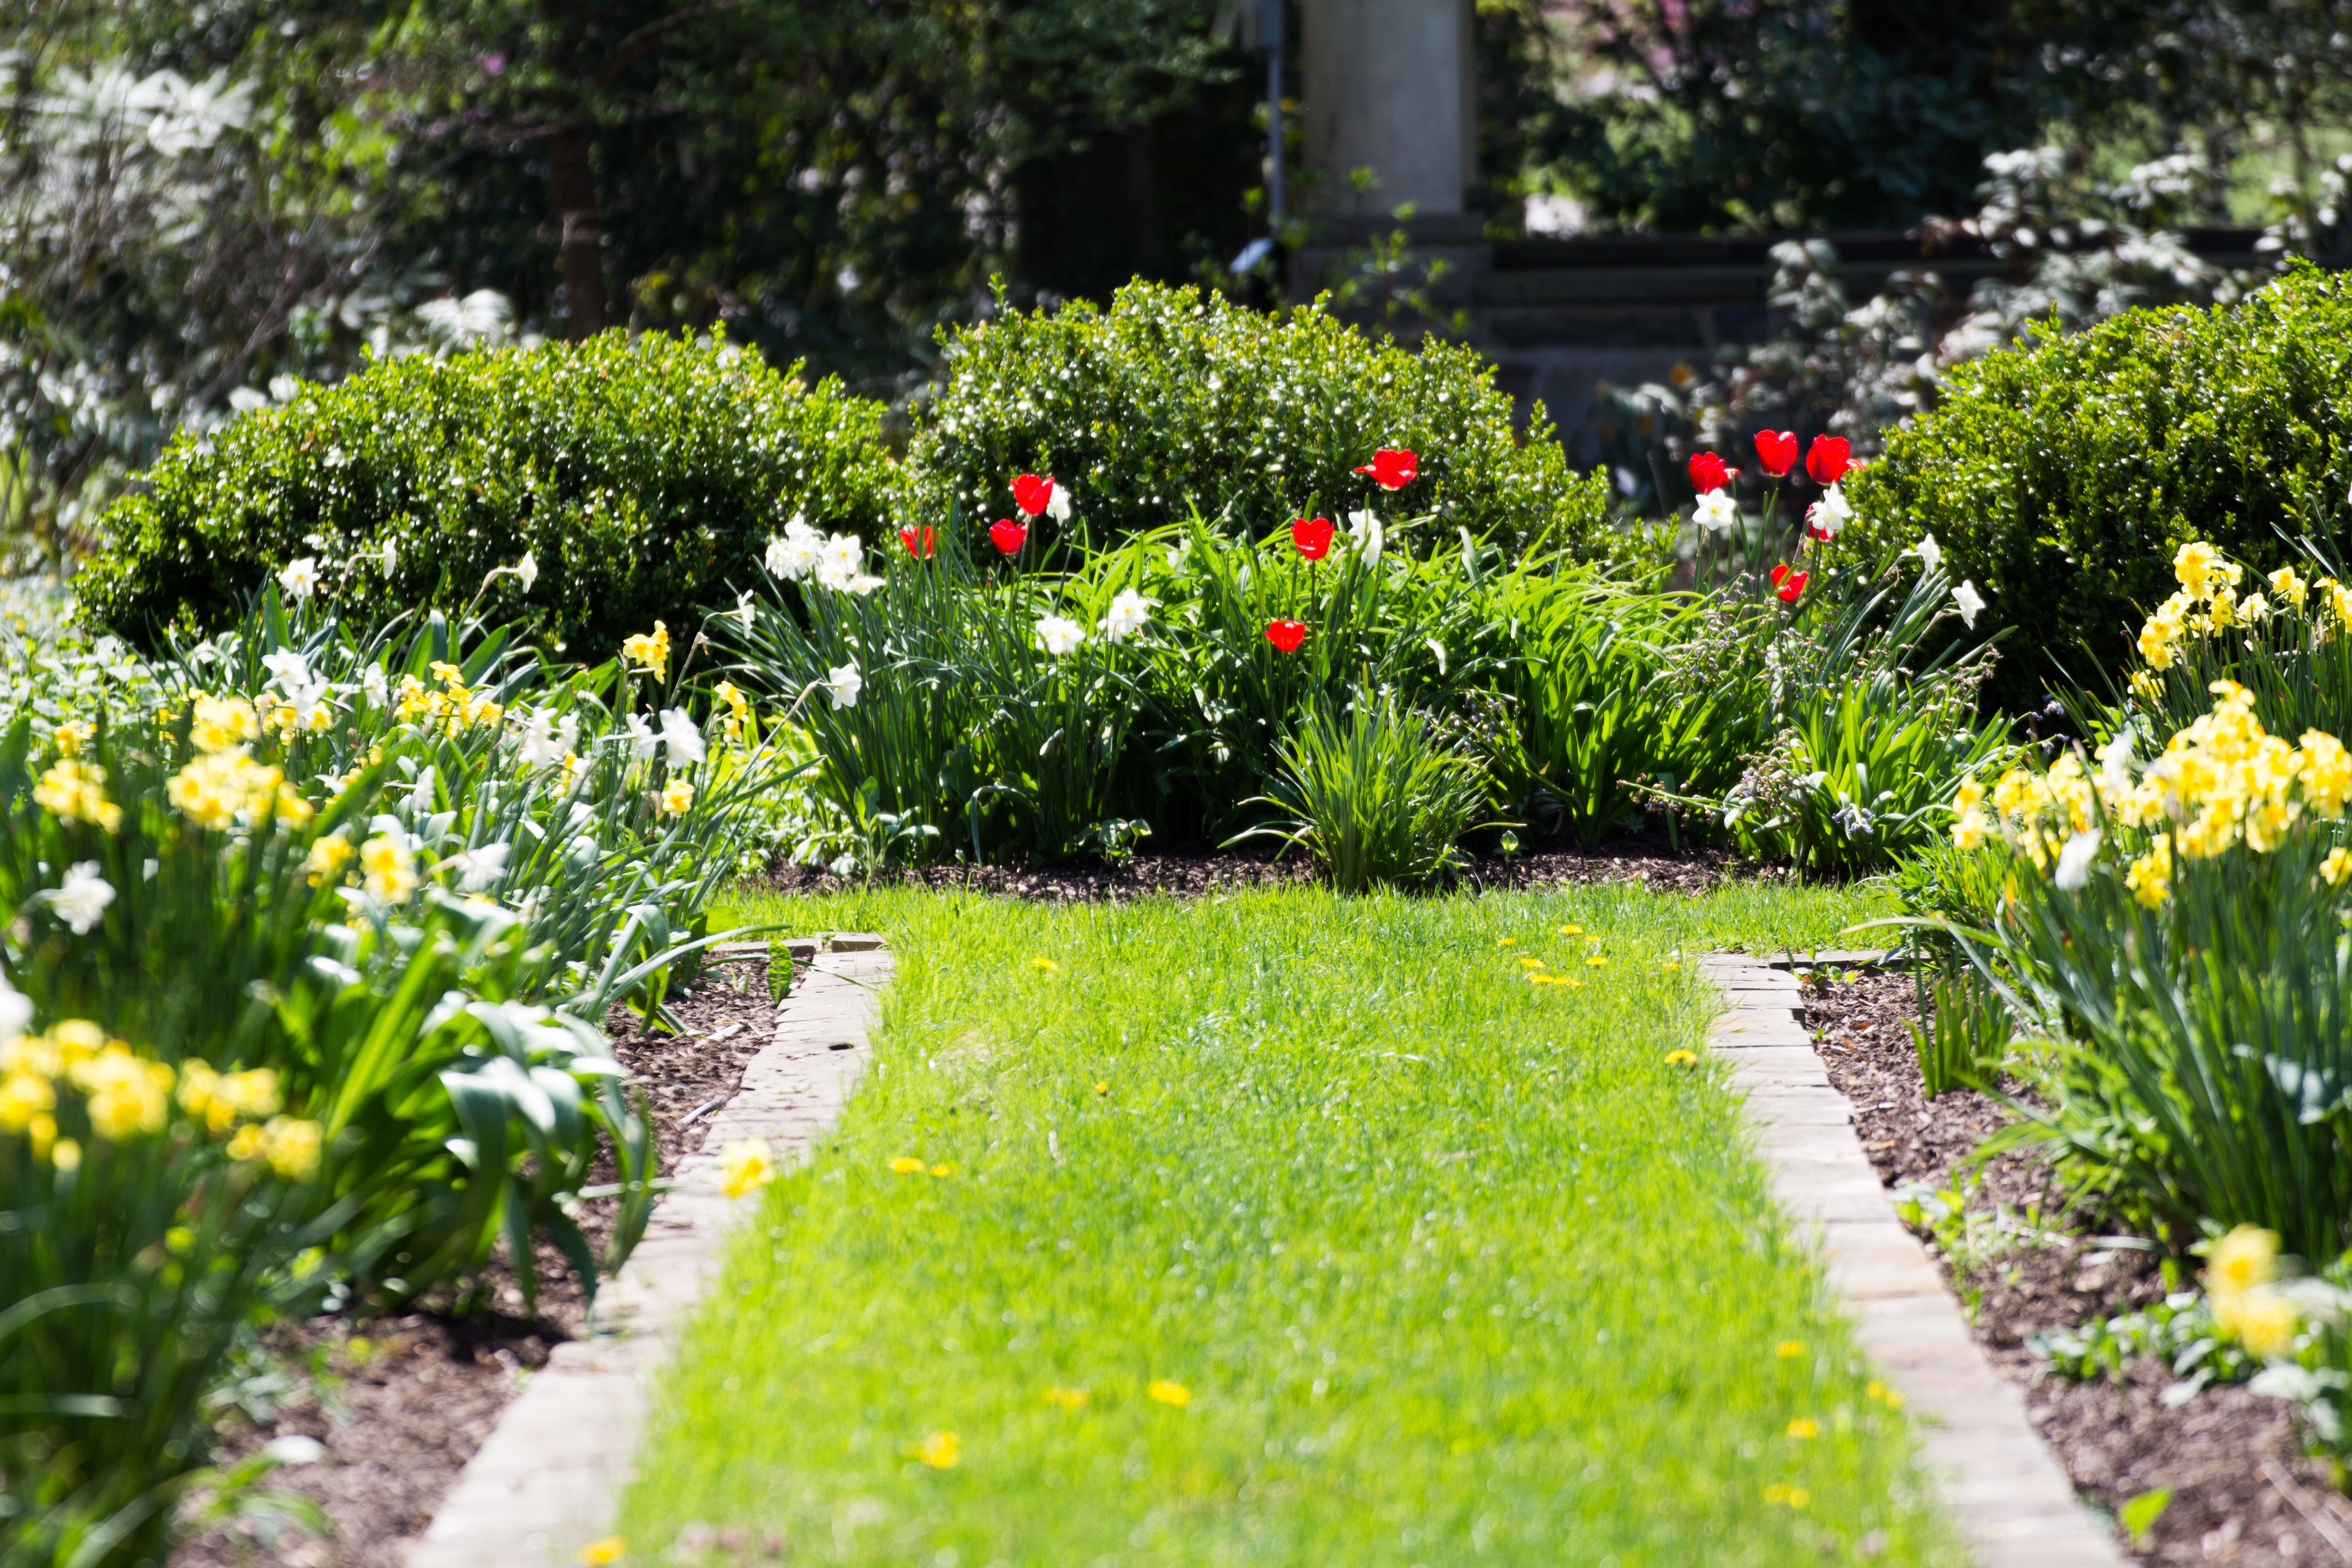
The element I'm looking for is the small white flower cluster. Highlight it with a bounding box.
[615,708,709,764]
[260,648,336,726]
[764,515,882,595]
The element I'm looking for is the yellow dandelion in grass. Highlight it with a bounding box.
[1775,1340,1805,1359]
[912,1431,962,1469]
[1519,956,1545,970]
[1496,936,1518,947]
[1146,1379,1192,1407]
[1785,1418,1819,1440]
[1661,960,1682,971]
[1043,1386,1089,1409]
[1563,976,1587,989]
[1865,1380,1903,1408]
[1663,1049,1698,1066]
[889,1156,927,1174]
[577,1539,627,1566]
[1094,1081,1109,1095]
[1032,958,1060,972]
[1558,924,1583,936]
[930,1162,954,1178]
[1763,1484,1810,1509]
[1585,955,1607,968]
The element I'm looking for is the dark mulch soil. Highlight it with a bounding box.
[754,836,1744,902]
[1802,968,2352,1566]
[169,951,793,1568]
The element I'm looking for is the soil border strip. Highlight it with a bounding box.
[404,936,894,1568]
[1696,950,2123,1568]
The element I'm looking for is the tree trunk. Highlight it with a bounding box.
[548,121,606,340]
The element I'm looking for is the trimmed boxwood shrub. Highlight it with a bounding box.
[1840,260,2352,708]
[906,281,1612,554]
[79,331,893,656]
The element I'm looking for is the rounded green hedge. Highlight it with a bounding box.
[1841,260,2352,708]
[906,281,1612,554]
[80,331,893,656]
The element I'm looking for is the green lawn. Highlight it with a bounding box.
[621,881,1960,1567]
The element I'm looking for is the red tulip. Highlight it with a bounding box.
[1771,564,1808,603]
[899,526,936,558]
[1012,473,1055,517]
[989,518,1028,555]
[1687,451,1737,494]
[1291,516,1335,560]
[1804,435,1852,485]
[1264,619,1308,653]
[1754,430,1798,478]
[1353,448,1418,490]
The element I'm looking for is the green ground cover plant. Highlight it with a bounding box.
[619,880,1956,1568]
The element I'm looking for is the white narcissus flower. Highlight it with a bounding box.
[659,707,708,765]
[848,573,886,596]
[285,679,334,727]
[515,708,568,767]
[49,861,114,935]
[765,515,822,580]
[277,557,322,600]
[1806,485,1853,538]
[1915,533,1944,577]
[623,712,659,760]
[1102,589,1154,642]
[2097,728,2136,794]
[815,533,864,589]
[735,591,757,629]
[2055,830,2102,892]
[1952,578,1986,628]
[824,662,862,709]
[261,649,312,691]
[1045,482,1073,521]
[516,551,539,592]
[1036,615,1087,657]
[361,665,390,707]
[1347,509,1383,565]
[447,842,511,893]
[0,969,31,1039]
[1693,491,1739,532]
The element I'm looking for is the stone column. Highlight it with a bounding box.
[1300,0,1475,227]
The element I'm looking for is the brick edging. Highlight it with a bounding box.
[1695,952,2125,1568]
[404,939,894,1568]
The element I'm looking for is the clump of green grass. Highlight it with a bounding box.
[627,883,1953,1565]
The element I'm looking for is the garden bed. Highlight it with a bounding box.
[168,951,794,1568]
[1800,969,2352,1566]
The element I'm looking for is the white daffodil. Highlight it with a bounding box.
[446,842,511,893]
[1807,485,1853,538]
[0,969,32,1039]
[1036,615,1087,657]
[1915,533,1944,577]
[515,708,569,768]
[824,662,862,709]
[361,665,390,707]
[1347,509,1384,565]
[815,533,864,590]
[1045,482,1073,521]
[623,712,659,760]
[1952,578,1986,628]
[276,557,322,600]
[261,649,312,691]
[1102,588,1154,642]
[2055,830,2102,892]
[49,861,114,935]
[284,678,334,728]
[766,516,822,580]
[2097,728,2136,794]
[660,707,708,765]
[735,591,757,630]
[516,551,539,592]
[848,573,886,596]
[1693,491,1739,532]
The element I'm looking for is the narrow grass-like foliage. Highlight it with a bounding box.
[621,883,1955,1567]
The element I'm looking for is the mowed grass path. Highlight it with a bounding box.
[619,883,1960,1567]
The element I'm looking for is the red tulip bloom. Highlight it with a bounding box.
[899,526,936,558]
[1771,564,1808,603]
[1353,448,1418,490]
[1012,473,1056,517]
[989,518,1028,555]
[1688,451,1738,494]
[1291,516,1335,560]
[1264,618,1308,652]
[1754,430,1798,478]
[1804,435,1852,485]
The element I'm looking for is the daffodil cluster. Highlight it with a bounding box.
[393,662,506,736]
[157,694,317,833]
[2132,539,2352,692]
[621,622,671,679]
[1950,680,2352,906]
[0,1020,320,1177]
[2204,1225,2301,1360]
[33,756,122,832]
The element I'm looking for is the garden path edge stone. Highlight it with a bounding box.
[403,939,894,1568]
[1696,951,2125,1568]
